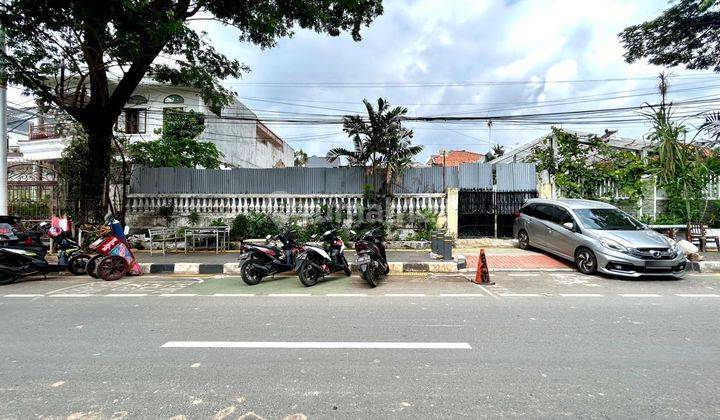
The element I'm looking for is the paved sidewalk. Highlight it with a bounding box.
[465,252,572,270]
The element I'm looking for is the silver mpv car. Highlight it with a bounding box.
[513,199,687,277]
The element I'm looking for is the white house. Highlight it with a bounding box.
[17,80,295,168]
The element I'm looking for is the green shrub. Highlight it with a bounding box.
[209,218,227,226]
[409,208,438,241]
[229,212,280,239]
[156,205,174,226]
[231,214,252,239]
[188,211,200,226]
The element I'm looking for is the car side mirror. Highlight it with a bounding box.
[562,222,575,231]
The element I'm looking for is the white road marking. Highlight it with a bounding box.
[675,294,720,298]
[325,293,368,297]
[212,293,255,297]
[105,294,148,297]
[508,273,539,277]
[560,293,603,297]
[499,293,542,297]
[619,294,662,297]
[475,284,501,300]
[162,341,472,349]
[439,293,484,297]
[384,293,426,297]
[4,294,44,297]
[49,294,91,297]
[160,293,197,297]
[268,293,312,297]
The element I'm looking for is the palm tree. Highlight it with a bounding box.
[328,98,422,196]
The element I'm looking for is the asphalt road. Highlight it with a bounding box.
[1,272,720,419]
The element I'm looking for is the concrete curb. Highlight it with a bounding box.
[687,261,720,273]
[140,261,460,275]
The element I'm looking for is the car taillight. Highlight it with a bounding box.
[24,237,32,246]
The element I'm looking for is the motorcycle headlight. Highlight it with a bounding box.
[599,238,629,253]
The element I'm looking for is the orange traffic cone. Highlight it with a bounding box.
[474,248,494,285]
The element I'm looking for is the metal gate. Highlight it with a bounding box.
[458,164,538,238]
[7,163,60,222]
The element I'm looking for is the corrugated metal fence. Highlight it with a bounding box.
[130,163,535,194]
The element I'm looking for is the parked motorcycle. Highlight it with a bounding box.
[0,222,90,285]
[351,228,389,287]
[0,216,48,258]
[295,229,351,287]
[239,228,303,285]
[45,226,92,275]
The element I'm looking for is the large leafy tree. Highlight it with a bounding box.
[127,110,222,169]
[1,0,383,220]
[328,98,422,195]
[619,0,720,71]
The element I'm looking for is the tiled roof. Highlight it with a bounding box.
[429,150,484,167]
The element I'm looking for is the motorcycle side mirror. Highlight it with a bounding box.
[39,221,48,227]
[350,230,357,236]
[311,234,318,240]
[265,234,272,240]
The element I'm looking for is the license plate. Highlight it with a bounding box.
[357,256,371,264]
[645,260,673,268]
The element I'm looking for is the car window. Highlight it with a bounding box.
[552,207,574,225]
[521,203,536,217]
[534,204,554,221]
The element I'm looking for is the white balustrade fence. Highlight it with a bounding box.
[127,193,447,218]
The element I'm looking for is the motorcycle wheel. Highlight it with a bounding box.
[0,273,15,286]
[298,260,320,287]
[86,255,102,279]
[361,265,378,288]
[240,259,264,285]
[67,253,91,275]
[341,255,352,276]
[96,256,127,281]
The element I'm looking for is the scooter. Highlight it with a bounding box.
[238,228,303,285]
[0,224,89,285]
[0,216,48,258]
[295,229,351,287]
[0,232,60,285]
[351,228,389,287]
[45,226,92,275]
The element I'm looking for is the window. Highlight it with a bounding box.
[127,95,148,105]
[164,94,184,104]
[533,204,555,221]
[520,204,536,218]
[574,208,644,231]
[551,207,574,225]
[116,108,146,134]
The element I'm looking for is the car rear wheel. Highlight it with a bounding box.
[575,248,597,275]
[517,229,530,250]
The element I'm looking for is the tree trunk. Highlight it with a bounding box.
[77,119,114,224]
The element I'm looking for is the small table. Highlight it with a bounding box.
[184,226,230,254]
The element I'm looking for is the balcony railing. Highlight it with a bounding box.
[28,123,61,140]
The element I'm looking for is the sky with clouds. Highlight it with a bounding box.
[10,0,719,161]
[193,0,720,161]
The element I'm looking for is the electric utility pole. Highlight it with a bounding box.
[0,0,8,215]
